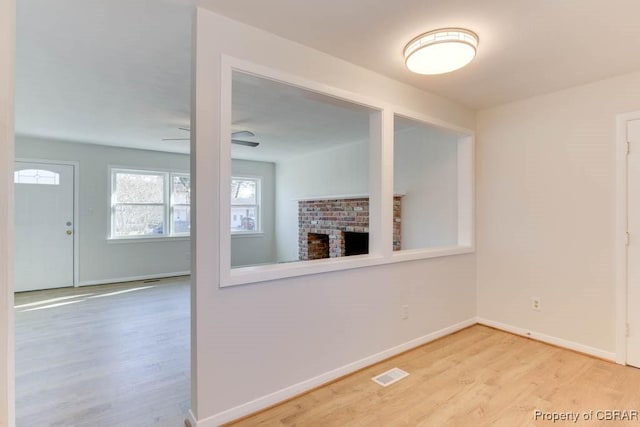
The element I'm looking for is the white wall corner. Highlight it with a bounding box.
[477,318,616,362]
[615,111,640,366]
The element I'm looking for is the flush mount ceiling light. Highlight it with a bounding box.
[404,28,478,75]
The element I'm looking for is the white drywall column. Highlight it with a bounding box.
[190,7,219,422]
[368,110,389,257]
[0,0,15,424]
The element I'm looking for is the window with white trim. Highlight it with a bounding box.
[110,168,190,238]
[231,177,261,233]
[219,66,474,287]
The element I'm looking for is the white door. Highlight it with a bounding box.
[14,161,75,292]
[628,119,640,367]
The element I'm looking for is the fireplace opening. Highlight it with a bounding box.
[307,233,330,260]
[344,231,369,256]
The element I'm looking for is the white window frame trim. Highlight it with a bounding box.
[109,167,191,241]
[219,56,475,288]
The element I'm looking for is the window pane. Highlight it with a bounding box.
[114,205,165,236]
[115,173,164,203]
[231,179,256,205]
[173,205,190,234]
[172,175,191,204]
[14,169,60,185]
[393,115,460,250]
[230,71,373,268]
[231,206,257,231]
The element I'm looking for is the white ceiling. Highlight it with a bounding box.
[15,0,640,155]
[16,0,192,153]
[200,0,640,109]
[231,72,372,162]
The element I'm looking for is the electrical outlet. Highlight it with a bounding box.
[531,297,541,311]
[401,305,409,320]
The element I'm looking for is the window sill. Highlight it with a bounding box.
[222,245,474,287]
[108,236,191,244]
[231,232,264,239]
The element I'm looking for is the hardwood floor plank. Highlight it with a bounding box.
[14,277,190,427]
[226,326,640,427]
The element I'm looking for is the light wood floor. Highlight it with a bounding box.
[227,325,640,427]
[14,277,190,427]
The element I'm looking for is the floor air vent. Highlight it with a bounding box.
[371,367,409,387]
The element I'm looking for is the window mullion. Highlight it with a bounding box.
[164,172,169,236]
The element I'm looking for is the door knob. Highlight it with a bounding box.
[66,230,73,235]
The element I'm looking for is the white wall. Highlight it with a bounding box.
[16,136,191,285]
[0,0,15,424]
[477,71,640,355]
[275,141,368,262]
[192,9,476,425]
[394,127,459,249]
[231,159,276,266]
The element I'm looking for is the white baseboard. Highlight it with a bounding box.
[189,317,617,426]
[186,410,197,427]
[191,317,477,427]
[76,271,190,287]
[477,317,616,361]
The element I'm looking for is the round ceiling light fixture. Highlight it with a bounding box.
[404,28,478,75]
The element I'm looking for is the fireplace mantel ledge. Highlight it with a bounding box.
[294,193,406,202]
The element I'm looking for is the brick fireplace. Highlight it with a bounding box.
[298,196,402,260]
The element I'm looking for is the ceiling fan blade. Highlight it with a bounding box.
[232,139,259,147]
[177,129,256,137]
[164,128,257,146]
[232,130,255,138]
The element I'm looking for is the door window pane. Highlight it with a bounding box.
[14,169,60,185]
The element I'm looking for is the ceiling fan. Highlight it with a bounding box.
[162,128,260,147]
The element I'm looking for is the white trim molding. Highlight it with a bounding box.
[77,272,190,287]
[477,318,616,362]
[218,55,476,288]
[188,316,620,426]
[188,318,477,427]
[615,111,640,365]
[0,0,16,423]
